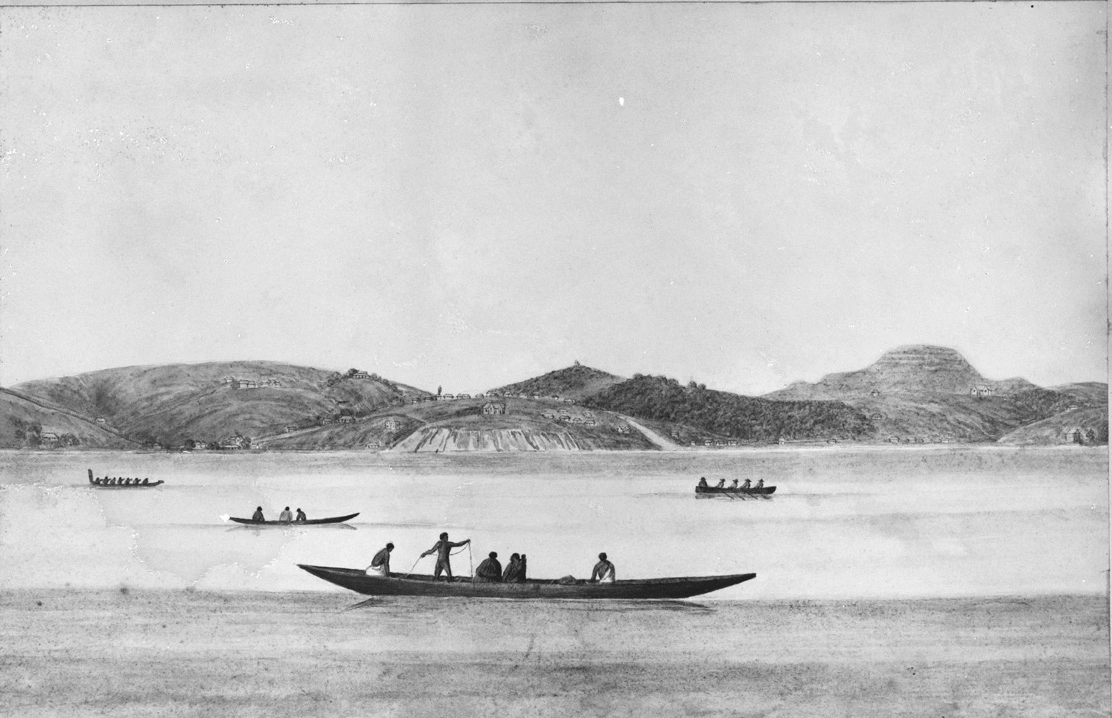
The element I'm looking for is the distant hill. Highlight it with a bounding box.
[10,362,427,448]
[2,348,1104,451]
[0,388,136,449]
[764,345,1106,444]
[768,345,1038,400]
[489,363,624,401]
[998,406,1108,446]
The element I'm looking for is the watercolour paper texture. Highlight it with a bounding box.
[0,2,1107,716]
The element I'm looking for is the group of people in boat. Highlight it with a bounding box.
[91,476,152,486]
[697,477,764,490]
[365,532,617,584]
[250,506,308,522]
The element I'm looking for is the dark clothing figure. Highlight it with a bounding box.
[420,533,470,581]
[741,479,752,489]
[698,477,708,488]
[367,543,394,576]
[252,507,265,521]
[591,553,616,583]
[730,479,739,489]
[295,509,307,522]
[475,553,502,583]
[519,554,527,581]
[754,479,764,489]
[715,479,726,488]
[502,554,522,583]
[141,478,149,485]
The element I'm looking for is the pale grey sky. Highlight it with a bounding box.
[1,3,1105,395]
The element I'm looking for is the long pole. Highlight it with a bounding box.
[468,542,474,578]
[402,556,423,579]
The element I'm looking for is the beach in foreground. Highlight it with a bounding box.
[1,589,1107,718]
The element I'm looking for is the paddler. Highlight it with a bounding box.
[590,553,616,583]
[715,479,726,488]
[419,532,471,581]
[730,479,739,489]
[366,543,394,576]
[741,479,751,489]
[475,552,503,583]
[754,479,764,489]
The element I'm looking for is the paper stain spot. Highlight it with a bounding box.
[618,97,625,107]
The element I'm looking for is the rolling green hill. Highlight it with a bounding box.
[11,362,427,448]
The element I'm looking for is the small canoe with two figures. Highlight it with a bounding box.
[696,483,776,497]
[229,513,360,526]
[88,469,164,488]
[297,564,756,599]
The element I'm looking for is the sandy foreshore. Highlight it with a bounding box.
[1,589,1107,718]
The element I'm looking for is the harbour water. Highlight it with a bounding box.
[0,447,1107,716]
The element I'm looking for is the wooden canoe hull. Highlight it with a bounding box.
[297,564,756,599]
[230,513,360,526]
[88,470,163,488]
[695,485,776,496]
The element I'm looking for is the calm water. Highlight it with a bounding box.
[0,447,1106,600]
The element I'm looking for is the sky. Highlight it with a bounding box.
[0,3,1106,395]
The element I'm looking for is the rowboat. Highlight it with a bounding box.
[229,513,359,526]
[297,564,756,599]
[87,469,164,488]
[695,484,776,496]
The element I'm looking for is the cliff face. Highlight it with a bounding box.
[390,427,648,452]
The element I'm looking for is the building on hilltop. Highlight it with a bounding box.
[482,402,506,415]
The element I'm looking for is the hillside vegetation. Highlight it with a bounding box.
[3,347,1103,451]
[583,374,873,442]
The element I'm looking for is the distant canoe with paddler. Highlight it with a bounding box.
[87,469,164,488]
[297,564,757,599]
[695,484,776,496]
[229,513,360,526]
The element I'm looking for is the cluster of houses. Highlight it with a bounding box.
[539,410,598,427]
[969,386,996,397]
[223,377,282,389]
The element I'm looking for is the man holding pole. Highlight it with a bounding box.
[419,532,471,581]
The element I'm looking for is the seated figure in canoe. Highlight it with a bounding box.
[754,479,764,489]
[591,553,616,583]
[698,477,708,488]
[252,506,265,521]
[730,479,739,489]
[502,553,522,582]
[475,552,503,583]
[295,508,307,522]
[715,479,726,488]
[366,543,394,576]
[419,532,471,581]
[278,507,293,523]
[741,479,752,489]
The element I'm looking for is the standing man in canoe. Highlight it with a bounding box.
[420,532,471,581]
[366,543,394,576]
[591,552,616,583]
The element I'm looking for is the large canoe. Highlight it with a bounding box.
[88,469,164,488]
[230,513,359,526]
[696,484,776,496]
[297,564,756,599]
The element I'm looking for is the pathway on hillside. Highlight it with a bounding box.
[621,416,684,451]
